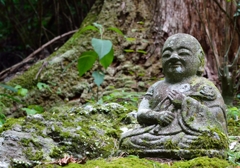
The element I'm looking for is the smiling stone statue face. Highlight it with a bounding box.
[162,34,204,83]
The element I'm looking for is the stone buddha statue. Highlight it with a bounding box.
[119,33,228,159]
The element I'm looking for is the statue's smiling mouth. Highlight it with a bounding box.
[169,62,182,68]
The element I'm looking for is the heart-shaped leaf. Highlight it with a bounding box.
[100,47,114,69]
[92,71,104,87]
[78,51,98,76]
[91,38,112,59]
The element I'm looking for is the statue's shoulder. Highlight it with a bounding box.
[193,77,218,89]
[151,80,165,87]
[190,76,221,100]
[148,80,166,91]
[145,80,165,96]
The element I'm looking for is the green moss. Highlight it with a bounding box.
[34,156,232,168]
[7,62,40,89]
[0,117,24,133]
[191,128,228,150]
[35,165,61,168]
[227,117,240,136]
[49,146,64,158]
[20,138,32,147]
[58,157,163,168]
[189,116,194,122]
[164,140,179,149]
[24,147,44,161]
[22,116,46,137]
[20,138,42,149]
[171,156,231,168]
[228,125,240,136]
[106,128,121,139]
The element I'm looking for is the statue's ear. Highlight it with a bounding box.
[196,49,205,76]
[197,66,204,76]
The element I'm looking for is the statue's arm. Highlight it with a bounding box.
[181,96,227,134]
[137,86,174,126]
[137,97,159,125]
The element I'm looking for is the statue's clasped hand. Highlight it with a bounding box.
[168,90,186,108]
[157,111,175,126]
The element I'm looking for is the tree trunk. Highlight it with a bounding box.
[4,0,239,111]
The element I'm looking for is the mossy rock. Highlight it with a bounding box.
[0,103,135,167]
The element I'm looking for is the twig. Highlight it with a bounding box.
[0,30,77,81]
[229,46,240,68]
[235,79,240,89]
[34,61,48,80]
[212,0,240,36]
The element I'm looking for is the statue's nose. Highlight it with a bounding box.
[170,53,179,59]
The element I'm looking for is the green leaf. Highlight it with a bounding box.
[18,88,28,97]
[100,47,114,69]
[0,83,17,92]
[15,85,28,97]
[124,49,135,53]
[136,50,147,54]
[93,22,103,29]
[91,38,112,59]
[21,108,37,115]
[125,38,136,42]
[0,113,6,126]
[77,51,98,76]
[92,71,104,87]
[79,25,98,34]
[0,93,23,103]
[137,21,144,24]
[108,27,124,36]
[93,22,103,34]
[28,105,44,113]
[37,82,51,92]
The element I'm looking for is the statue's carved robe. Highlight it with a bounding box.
[120,77,227,157]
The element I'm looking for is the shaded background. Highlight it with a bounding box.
[0,0,96,71]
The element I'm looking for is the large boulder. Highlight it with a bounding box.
[0,103,133,167]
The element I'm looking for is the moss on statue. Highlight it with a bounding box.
[164,140,179,150]
[191,127,229,150]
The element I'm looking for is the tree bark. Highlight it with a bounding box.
[148,0,239,84]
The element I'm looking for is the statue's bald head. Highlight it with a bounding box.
[162,33,205,76]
